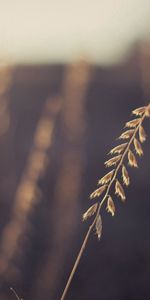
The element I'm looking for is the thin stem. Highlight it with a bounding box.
[60,218,96,300]
[10,287,22,300]
[60,111,147,300]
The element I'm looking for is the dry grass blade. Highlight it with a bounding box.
[104,155,121,167]
[115,179,126,201]
[90,185,106,199]
[110,143,127,154]
[98,170,114,185]
[82,203,98,221]
[128,149,138,167]
[125,118,141,128]
[119,129,134,140]
[132,106,146,116]
[95,215,102,240]
[139,125,146,143]
[122,165,130,186]
[134,138,143,156]
[106,196,115,216]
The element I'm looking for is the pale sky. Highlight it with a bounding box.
[0,0,150,64]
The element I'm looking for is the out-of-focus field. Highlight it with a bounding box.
[0,43,150,300]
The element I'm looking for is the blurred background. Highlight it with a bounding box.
[0,1,150,299]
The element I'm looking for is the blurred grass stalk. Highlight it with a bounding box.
[0,60,13,135]
[139,40,150,99]
[33,60,91,300]
[0,96,61,281]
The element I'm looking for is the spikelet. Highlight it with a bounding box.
[146,103,150,117]
[82,203,98,221]
[134,138,143,156]
[139,125,146,143]
[90,185,106,199]
[95,214,102,240]
[104,155,121,167]
[128,149,138,167]
[106,196,115,216]
[110,143,127,154]
[122,165,130,186]
[98,170,114,185]
[125,118,140,128]
[115,179,126,201]
[132,106,146,116]
[119,129,134,140]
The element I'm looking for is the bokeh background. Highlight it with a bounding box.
[0,1,150,300]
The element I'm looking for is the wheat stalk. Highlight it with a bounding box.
[60,103,150,300]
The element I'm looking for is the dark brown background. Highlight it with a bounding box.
[0,44,150,300]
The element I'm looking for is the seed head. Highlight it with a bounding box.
[115,179,126,201]
[125,118,140,128]
[95,214,102,240]
[139,125,146,143]
[98,170,114,185]
[128,149,138,168]
[119,129,134,140]
[106,196,115,216]
[132,106,146,116]
[82,203,98,221]
[104,155,121,167]
[134,138,143,156]
[109,143,127,154]
[90,185,106,199]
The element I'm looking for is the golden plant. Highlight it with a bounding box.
[61,103,150,300]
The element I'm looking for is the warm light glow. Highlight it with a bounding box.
[0,0,150,64]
